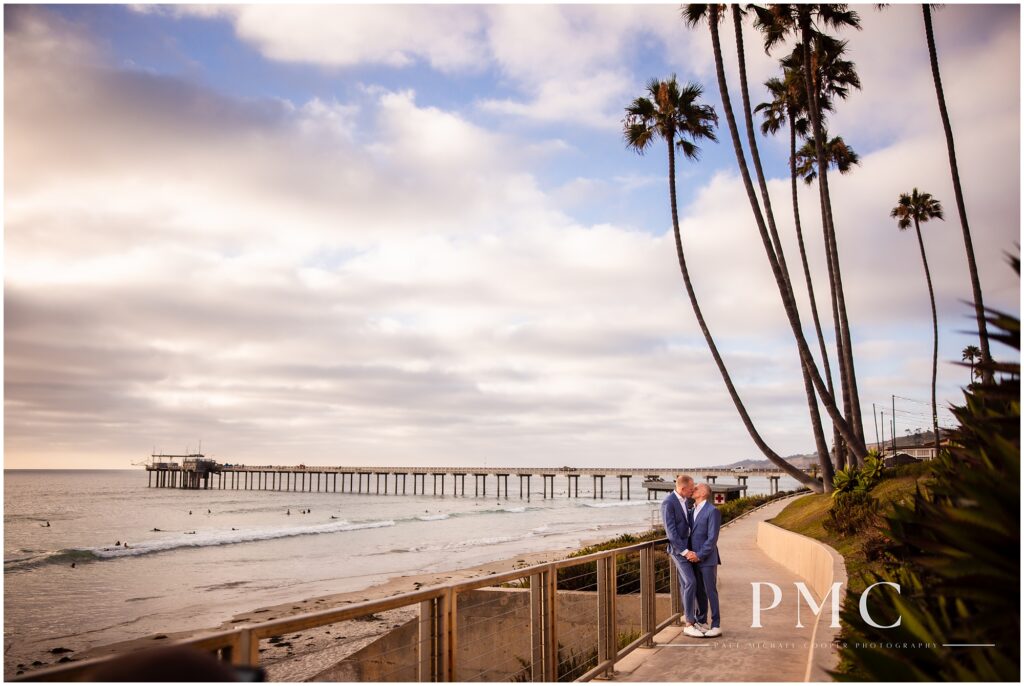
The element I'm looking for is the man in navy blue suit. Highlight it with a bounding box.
[686,483,723,637]
[660,474,706,638]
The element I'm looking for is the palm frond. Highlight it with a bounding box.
[817,5,862,32]
[677,138,701,161]
[682,4,712,28]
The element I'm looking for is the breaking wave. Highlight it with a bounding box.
[4,519,395,571]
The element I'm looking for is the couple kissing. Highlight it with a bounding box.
[661,474,722,638]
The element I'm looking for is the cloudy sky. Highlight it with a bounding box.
[4,3,1019,470]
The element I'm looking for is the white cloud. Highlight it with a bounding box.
[5,6,1019,471]
[138,4,715,129]
[153,4,489,72]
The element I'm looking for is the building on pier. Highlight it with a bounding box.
[143,454,220,489]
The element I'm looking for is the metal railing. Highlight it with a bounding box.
[16,538,682,683]
[17,494,799,682]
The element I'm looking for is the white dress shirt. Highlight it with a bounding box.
[693,499,707,521]
[674,491,691,557]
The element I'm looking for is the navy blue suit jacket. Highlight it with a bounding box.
[661,491,692,555]
[689,502,722,567]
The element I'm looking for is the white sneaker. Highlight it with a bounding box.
[683,625,705,638]
[703,626,722,638]
[695,622,710,633]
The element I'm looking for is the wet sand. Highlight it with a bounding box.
[60,540,605,681]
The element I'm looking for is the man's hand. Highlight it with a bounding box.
[685,551,699,563]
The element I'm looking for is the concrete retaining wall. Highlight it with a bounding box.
[756,520,847,681]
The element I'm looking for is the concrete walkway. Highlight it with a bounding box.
[609,496,839,682]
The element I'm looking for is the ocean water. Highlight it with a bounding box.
[3,469,798,674]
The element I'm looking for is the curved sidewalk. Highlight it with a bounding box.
[611,495,845,682]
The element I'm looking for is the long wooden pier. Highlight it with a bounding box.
[144,455,801,499]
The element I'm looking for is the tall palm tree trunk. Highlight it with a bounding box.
[798,13,865,465]
[732,7,788,282]
[789,115,844,471]
[708,5,866,465]
[811,142,854,466]
[730,6,833,484]
[665,138,821,492]
[913,216,940,455]
[923,4,991,383]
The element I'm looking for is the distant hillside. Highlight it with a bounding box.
[708,453,817,470]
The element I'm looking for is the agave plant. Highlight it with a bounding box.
[831,467,855,495]
[860,454,885,485]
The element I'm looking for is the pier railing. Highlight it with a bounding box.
[15,537,682,682]
[144,462,795,497]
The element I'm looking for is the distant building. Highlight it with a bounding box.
[866,428,952,460]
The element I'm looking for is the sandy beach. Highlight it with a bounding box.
[63,538,612,681]
[7,466,681,680]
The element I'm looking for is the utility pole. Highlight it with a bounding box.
[872,404,880,452]
[891,394,897,457]
[880,410,886,456]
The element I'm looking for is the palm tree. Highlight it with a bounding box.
[751,5,867,462]
[779,33,861,112]
[778,33,863,466]
[723,5,835,483]
[778,33,862,457]
[794,134,860,184]
[685,5,869,483]
[891,189,944,455]
[923,5,991,382]
[961,344,981,384]
[755,70,845,469]
[623,76,821,492]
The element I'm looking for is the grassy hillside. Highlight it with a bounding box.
[769,462,930,593]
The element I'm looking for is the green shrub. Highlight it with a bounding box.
[837,295,1019,681]
[717,489,802,520]
[861,454,885,483]
[833,455,884,500]
[823,490,877,537]
[559,530,669,594]
[832,467,855,494]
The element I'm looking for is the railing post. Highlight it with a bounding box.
[597,556,617,676]
[418,593,451,682]
[445,587,455,681]
[640,547,655,647]
[544,567,558,681]
[529,573,545,681]
[418,599,434,682]
[235,627,258,667]
[669,557,682,623]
